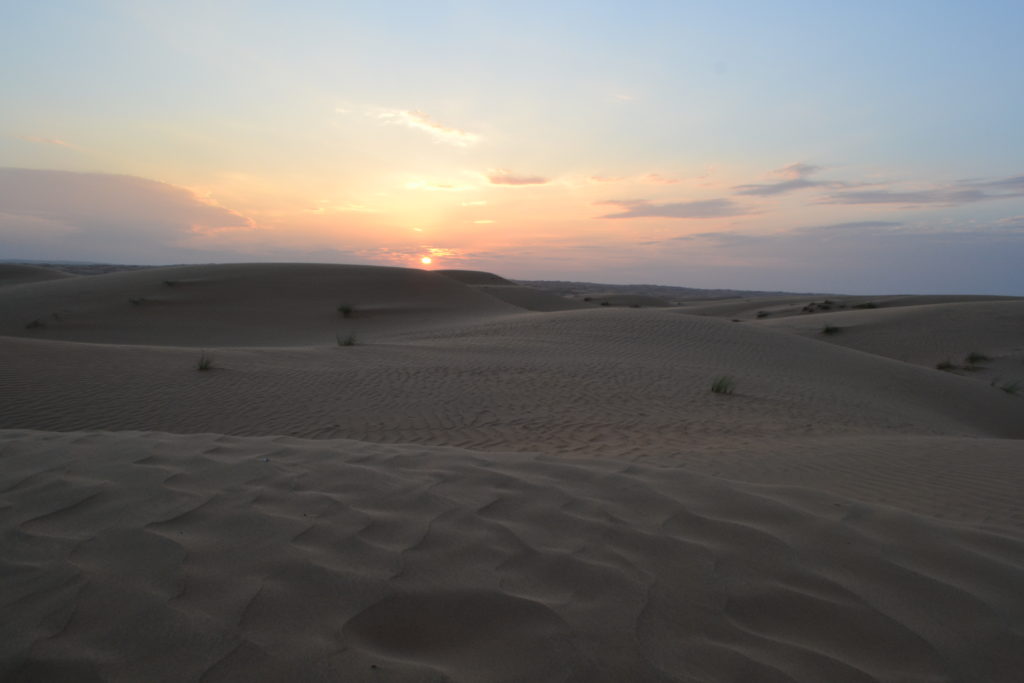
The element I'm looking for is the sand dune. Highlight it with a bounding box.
[0,263,522,346]
[760,299,1024,368]
[0,264,77,287]
[680,293,1018,321]
[1,263,1023,681]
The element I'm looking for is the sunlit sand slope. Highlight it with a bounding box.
[2,430,1022,682]
[760,299,1024,368]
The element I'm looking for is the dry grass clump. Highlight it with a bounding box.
[710,376,736,395]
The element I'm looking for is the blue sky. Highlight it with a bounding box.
[2,1,1022,293]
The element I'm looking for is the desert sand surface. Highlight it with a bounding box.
[0,264,77,288]
[2,263,1023,682]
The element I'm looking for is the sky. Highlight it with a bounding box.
[2,0,1023,294]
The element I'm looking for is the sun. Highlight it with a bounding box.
[420,256,432,265]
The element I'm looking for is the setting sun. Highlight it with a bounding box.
[421,257,432,265]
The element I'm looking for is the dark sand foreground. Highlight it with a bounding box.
[2,263,1023,682]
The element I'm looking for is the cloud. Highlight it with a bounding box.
[978,175,1024,192]
[821,188,992,206]
[18,136,80,150]
[821,173,1024,207]
[793,220,903,233]
[627,218,1024,294]
[405,180,476,191]
[640,173,685,185]
[733,177,825,196]
[776,162,822,179]
[0,168,253,262]
[374,109,481,146]
[486,170,550,186]
[598,198,748,219]
[994,215,1024,229]
[587,173,686,185]
[732,161,830,196]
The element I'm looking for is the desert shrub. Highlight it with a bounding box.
[965,351,991,365]
[852,302,878,309]
[337,304,355,318]
[710,376,735,395]
[24,319,45,329]
[196,352,213,371]
[756,311,769,318]
[336,333,356,347]
[821,324,841,335]
[129,297,146,305]
[935,360,956,371]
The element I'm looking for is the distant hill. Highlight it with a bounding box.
[0,259,154,276]
[515,279,819,302]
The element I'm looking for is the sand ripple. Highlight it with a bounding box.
[2,430,1023,682]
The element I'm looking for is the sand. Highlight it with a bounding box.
[2,263,1023,682]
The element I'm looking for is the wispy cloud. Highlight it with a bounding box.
[18,136,80,150]
[598,198,748,219]
[374,109,481,146]
[792,220,903,233]
[733,177,825,196]
[822,188,992,206]
[821,173,1024,206]
[777,162,822,179]
[486,170,549,186]
[405,180,476,192]
[587,173,687,185]
[732,162,829,196]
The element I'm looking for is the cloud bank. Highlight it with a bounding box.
[0,168,252,263]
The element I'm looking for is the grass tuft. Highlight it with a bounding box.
[337,304,355,318]
[25,319,46,330]
[129,297,146,305]
[710,376,735,395]
[163,280,177,287]
[965,351,991,365]
[755,311,769,318]
[196,352,213,371]
[998,380,1021,395]
[935,359,956,371]
[821,324,841,335]
[336,333,356,347]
